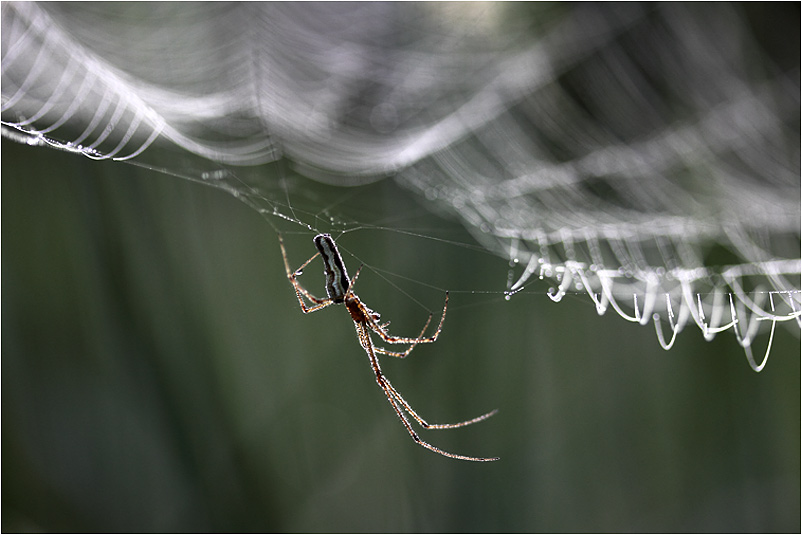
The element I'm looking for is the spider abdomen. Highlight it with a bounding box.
[314,233,350,302]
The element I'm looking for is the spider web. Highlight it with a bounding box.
[2,2,800,370]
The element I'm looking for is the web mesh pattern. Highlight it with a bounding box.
[2,2,799,368]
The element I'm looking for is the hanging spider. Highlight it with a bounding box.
[278,232,498,462]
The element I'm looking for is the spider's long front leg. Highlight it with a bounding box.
[357,323,498,462]
[381,374,498,430]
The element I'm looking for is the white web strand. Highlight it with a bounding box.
[2,3,799,370]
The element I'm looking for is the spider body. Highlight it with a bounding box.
[279,232,498,462]
[314,233,350,302]
[346,297,377,325]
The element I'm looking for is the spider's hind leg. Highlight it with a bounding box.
[277,233,332,312]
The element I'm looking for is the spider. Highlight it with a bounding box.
[278,232,498,462]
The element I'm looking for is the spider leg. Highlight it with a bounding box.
[369,292,449,346]
[343,265,446,348]
[358,323,498,462]
[279,233,321,281]
[373,346,419,358]
[382,374,498,429]
[278,233,333,313]
[346,263,364,292]
[293,289,335,314]
[371,311,433,359]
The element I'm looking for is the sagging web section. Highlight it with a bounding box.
[2,2,800,370]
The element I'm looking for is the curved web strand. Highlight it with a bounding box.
[2,3,799,368]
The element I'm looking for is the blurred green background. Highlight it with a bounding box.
[3,137,799,532]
